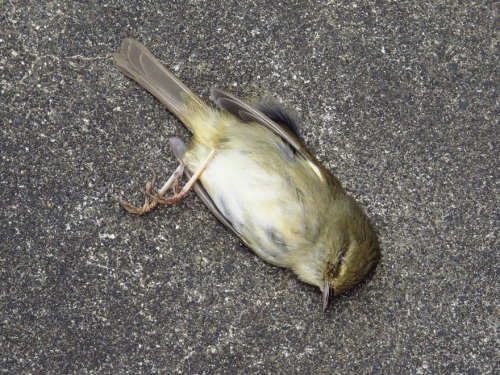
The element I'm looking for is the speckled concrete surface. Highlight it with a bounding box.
[1,1,498,374]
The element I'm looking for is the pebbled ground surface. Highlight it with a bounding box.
[1,1,498,374]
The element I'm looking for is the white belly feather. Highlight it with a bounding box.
[189,147,307,267]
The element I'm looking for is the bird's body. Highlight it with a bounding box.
[114,39,380,310]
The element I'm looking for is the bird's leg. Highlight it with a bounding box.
[119,164,184,215]
[147,150,216,205]
[157,163,184,198]
[171,163,183,195]
[119,150,216,214]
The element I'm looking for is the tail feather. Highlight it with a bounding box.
[113,38,203,120]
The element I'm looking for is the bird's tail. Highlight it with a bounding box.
[113,38,205,128]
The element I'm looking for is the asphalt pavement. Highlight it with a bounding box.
[1,1,498,374]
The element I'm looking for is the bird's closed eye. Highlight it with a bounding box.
[337,242,350,267]
[337,251,345,267]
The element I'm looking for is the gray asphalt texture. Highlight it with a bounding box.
[1,1,498,374]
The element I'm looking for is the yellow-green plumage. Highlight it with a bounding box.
[114,39,380,310]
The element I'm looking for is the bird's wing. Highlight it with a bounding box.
[211,89,341,188]
[210,89,316,161]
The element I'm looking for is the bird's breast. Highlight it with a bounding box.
[186,145,311,267]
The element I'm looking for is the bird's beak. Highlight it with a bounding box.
[322,280,331,312]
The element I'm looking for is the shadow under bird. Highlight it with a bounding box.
[114,38,380,311]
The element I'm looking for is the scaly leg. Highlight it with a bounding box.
[147,150,216,205]
[119,164,183,215]
[119,150,216,215]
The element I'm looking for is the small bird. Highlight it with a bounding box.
[114,38,380,311]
